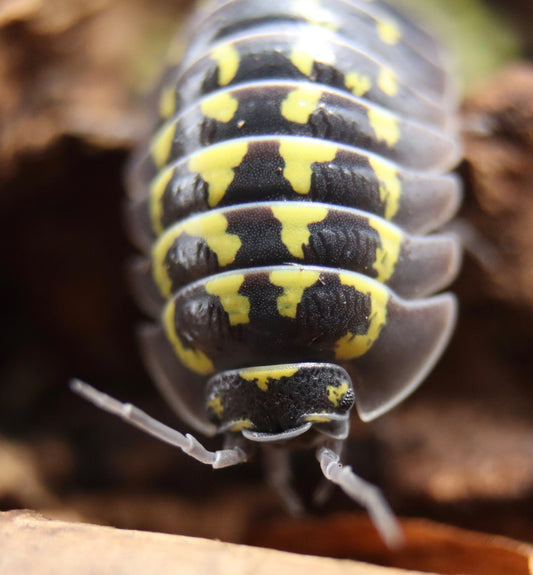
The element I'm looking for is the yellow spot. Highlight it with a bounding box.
[240,366,299,391]
[368,156,401,220]
[200,91,239,122]
[211,43,240,86]
[281,86,322,124]
[306,414,331,423]
[290,37,336,76]
[269,269,320,318]
[327,382,349,407]
[292,0,336,30]
[368,108,400,147]
[279,138,337,194]
[149,167,174,236]
[377,68,398,97]
[163,300,214,375]
[188,141,248,207]
[152,230,175,299]
[205,273,250,325]
[291,44,314,76]
[271,204,328,258]
[159,85,176,119]
[367,215,402,283]
[377,20,401,45]
[230,419,254,431]
[208,396,224,418]
[241,372,269,392]
[152,212,242,298]
[185,212,241,265]
[334,273,388,359]
[345,72,372,98]
[151,121,176,169]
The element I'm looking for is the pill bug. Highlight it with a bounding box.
[72,0,461,545]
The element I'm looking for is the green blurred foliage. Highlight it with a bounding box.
[127,0,521,97]
[389,0,521,93]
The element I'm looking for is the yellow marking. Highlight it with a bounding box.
[152,228,175,298]
[240,366,299,391]
[208,396,224,418]
[377,68,398,97]
[368,108,400,147]
[200,91,239,122]
[211,43,240,86]
[205,274,250,325]
[269,269,320,318]
[150,167,174,236]
[290,36,336,76]
[334,273,388,359]
[230,419,254,431]
[345,72,372,98]
[368,156,401,220]
[159,85,176,119]
[271,204,328,258]
[281,86,322,124]
[241,372,269,392]
[292,0,336,30]
[185,212,241,265]
[152,212,242,298]
[327,382,349,407]
[279,139,337,195]
[306,414,331,423]
[163,300,215,375]
[188,141,248,207]
[377,20,401,45]
[291,44,314,76]
[151,121,176,169]
[367,215,402,283]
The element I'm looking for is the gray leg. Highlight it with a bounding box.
[317,447,403,548]
[312,479,335,506]
[313,440,344,506]
[442,218,500,269]
[70,380,248,469]
[263,446,304,515]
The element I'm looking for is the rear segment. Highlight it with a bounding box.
[157,265,457,425]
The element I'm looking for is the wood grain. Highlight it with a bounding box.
[0,510,433,575]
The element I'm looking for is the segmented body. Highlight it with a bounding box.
[127,0,461,445]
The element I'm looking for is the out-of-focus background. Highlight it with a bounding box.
[1,0,533,571]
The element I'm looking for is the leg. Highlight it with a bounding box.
[263,446,304,515]
[317,446,403,548]
[441,218,500,270]
[312,478,335,506]
[70,380,248,469]
[314,440,345,506]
